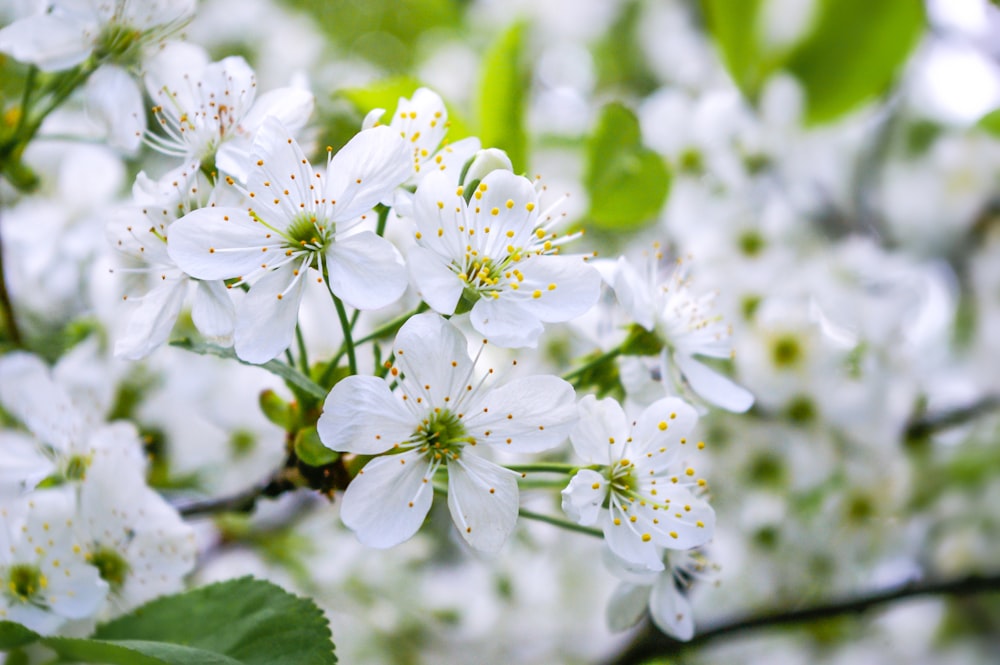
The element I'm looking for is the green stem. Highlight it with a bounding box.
[295,324,310,375]
[14,66,38,137]
[562,345,623,382]
[518,508,602,538]
[0,207,22,347]
[517,479,570,490]
[375,204,390,236]
[506,462,579,475]
[354,303,429,346]
[320,257,357,375]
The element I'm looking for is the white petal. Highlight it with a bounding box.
[324,231,407,310]
[0,352,83,451]
[447,454,519,553]
[430,136,481,179]
[461,146,509,184]
[0,14,93,71]
[649,574,695,641]
[612,256,655,330]
[0,432,55,498]
[234,265,308,363]
[86,65,145,154]
[340,449,435,549]
[326,125,411,220]
[469,375,577,453]
[560,469,607,526]
[114,277,188,360]
[167,206,274,280]
[242,87,315,136]
[469,297,544,348]
[569,395,629,464]
[606,583,651,633]
[391,87,448,166]
[674,353,755,413]
[603,507,665,572]
[633,397,698,458]
[407,245,463,315]
[516,254,602,323]
[191,279,236,338]
[318,376,414,454]
[391,312,474,406]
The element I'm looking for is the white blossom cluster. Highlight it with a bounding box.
[1,0,999,663]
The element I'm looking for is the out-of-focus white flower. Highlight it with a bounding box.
[563,395,715,571]
[144,42,314,179]
[107,162,235,359]
[0,490,108,635]
[168,117,411,363]
[318,313,578,553]
[408,168,601,348]
[75,456,197,617]
[611,250,754,412]
[0,352,146,495]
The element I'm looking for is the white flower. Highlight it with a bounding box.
[408,168,601,347]
[605,548,715,640]
[317,313,578,553]
[107,162,236,359]
[0,352,147,493]
[0,490,108,635]
[611,251,754,412]
[168,117,412,363]
[0,0,194,72]
[365,87,480,215]
[75,456,197,617]
[144,42,314,179]
[562,395,714,571]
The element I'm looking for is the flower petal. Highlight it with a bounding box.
[391,312,473,406]
[326,125,411,221]
[469,297,544,348]
[191,279,236,339]
[649,573,695,641]
[114,277,188,360]
[447,454,519,553]
[167,206,273,280]
[318,376,414,454]
[560,469,607,526]
[234,264,307,363]
[612,255,655,330]
[606,582,651,633]
[324,231,407,310]
[569,395,629,465]
[633,397,698,458]
[86,65,145,154]
[407,245,463,315]
[0,352,83,452]
[340,449,435,549]
[513,254,602,323]
[0,14,94,71]
[469,375,577,453]
[674,353,755,413]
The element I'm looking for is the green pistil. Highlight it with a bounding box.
[285,213,330,257]
[94,23,144,62]
[6,564,44,602]
[90,546,130,592]
[415,409,470,461]
[64,454,90,481]
[771,334,802,369]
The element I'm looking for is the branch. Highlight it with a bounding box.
[608,572,1000,665]
[0,207,24,346]
[177,472,295,518]
[905,395,1000,440]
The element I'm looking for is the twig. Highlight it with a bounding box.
[905,395,1000,440]
[607,572,1000,665]
[0,207,23,346]
[178,473,292,518]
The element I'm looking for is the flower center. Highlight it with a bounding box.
[771,335,803,368]
[414,409,470,462]
[90,546,130,592]
[6,564,45,603]
[94,23,144,62]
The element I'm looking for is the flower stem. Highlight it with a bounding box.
[375,204,390,236]
[562,345,623,383]
[295,324,310,375]
[518,508,602,538]
[354,303,430,346]
[506,462,579,475]
[321,258,357,375]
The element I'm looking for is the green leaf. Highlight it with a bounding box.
[784,0,925,124]
[171,339,327,401]
[294,427,339,466]
[584,103,671,230]
[94,577,335,665]
[700,0,772,99]
[339,76,472,139]
[0,621,39,650]
[592,0,658,95]
[41,638,243,665]
[476,21,529,172]
[977,108,1000,137]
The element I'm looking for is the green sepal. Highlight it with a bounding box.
[294,427,339,467]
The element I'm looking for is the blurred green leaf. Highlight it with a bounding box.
[294,427,339,466]
[700,0,772,99]
[977,108,1000,137]
[0,622,38,650]
[279,0,460,74]
[785,0,924,124]
[339,76,472,139]
[592,0,658,95]
[477,21,529,172]
[584,103,670,230]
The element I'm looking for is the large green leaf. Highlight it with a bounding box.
[785,0,925,124]
[977,108,1000,137]
[95,577,335,665]
[1,579,335,664]
[476,21,529,172]
[584,103,671,230]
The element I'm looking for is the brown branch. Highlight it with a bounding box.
[607,573,1000,665]
[905,395,1000,440]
